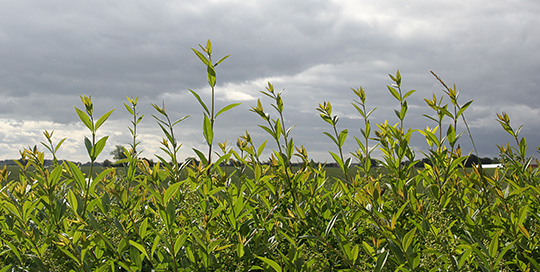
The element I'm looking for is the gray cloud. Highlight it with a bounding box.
[0,0,538,162]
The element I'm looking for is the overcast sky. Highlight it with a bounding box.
[1,0,539,163]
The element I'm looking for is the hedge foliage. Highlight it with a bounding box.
[1,40,538,271]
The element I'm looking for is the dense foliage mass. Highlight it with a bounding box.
[1,41,539,271]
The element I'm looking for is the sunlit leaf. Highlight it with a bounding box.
[95,109,114,131]
[215,54,230,66]
[164,181,182,205]
[402,227,416,251]
[92,136,109,159]
[256,256,282,272]
[403,89,416,100]
[192,48,209,66]
[216,103,241,119]
[338,129,348,147]
[129,240,149,260]
[75,107,93,131]
[387,86,401,101]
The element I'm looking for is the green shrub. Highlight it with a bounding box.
[0,40,538,271]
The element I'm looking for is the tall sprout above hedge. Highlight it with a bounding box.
[190,39,240,169]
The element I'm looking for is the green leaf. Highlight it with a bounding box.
[216,102,241,119]
[323,132,338,146]
[129,240,149,260]
[151,235,161,258]
[92,136,109,159]
[215,54,230,66]
[394,109,401,120]
[258,125,276,138]
[440,107,454,119]
[276,94,284,113]
[388,239,405,263]
[137,115,144,124]
[164,181,182,205]
[3,202,21,221]
[84,136,92,156]
[403,89,416,100]
[87,213,101,232]
[192,48,210,66]
[189,89,210,115]
[124,103,134,115]
[519,137,527,158]
[207,65,216,87]
[525,255,540,271]
[203,114,213,145]
[157,123,174,145]
[286,138,294,159]
[237,241,245,258]
[67,190,79,215]
[174,233,188,255]
[458,247,472,269]
[68,161,87,189]
[257,140,268,157]
[193,148,209,166]
[457,100,473,117]
[350,244,360,262]
[338,129,348,147]
[399,101,408,120]
[233,194,244,218]
[139,218,148,239]
[90,168,114,194]
[387,85,401,101]
[365,121,371,137]
[344,157,352,170]
[320,114,334,125]
[366,107,377,118]
[402,227,416,251]
[325,212,341,238]
[362,241,375,255]
[447,124,456,146]
[0,265,12,272]
[488,233,499,258]
[494,241,514,267]
[274,118,282,138]
[256,256,282,272]
[206,39,212,53]
[212,152,232,171]
[395,200,409,220]
[422,114,438,123]
[75,107,93,130]
[352,103,364,116]
[329,151,344,171]
[509,186,529,198]
[55,138,67,153]
[470,244,489,267]
[375,250,389,272]
[95,109,114,131]
[420,128,439,147]
[49,165,63,186]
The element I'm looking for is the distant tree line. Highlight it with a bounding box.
[415,155,500,168]
[0,146,500,170]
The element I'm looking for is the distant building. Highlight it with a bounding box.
[482,164,502,169]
